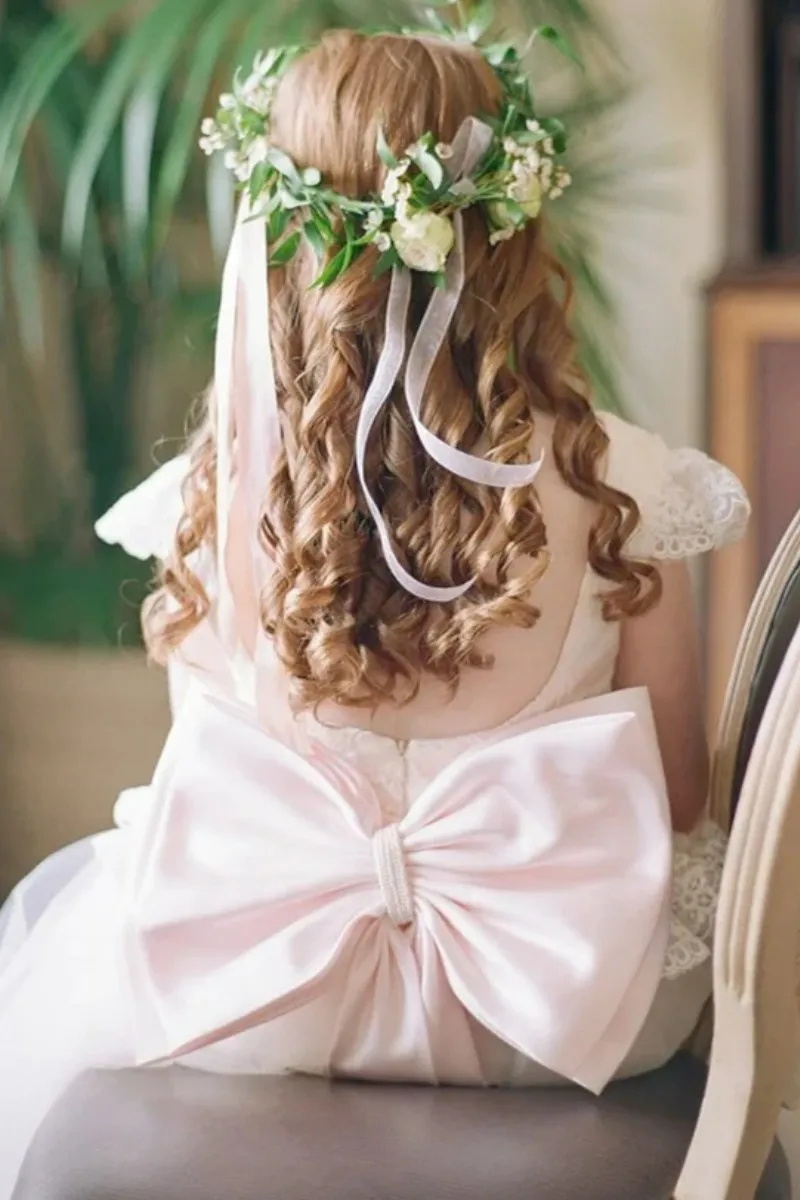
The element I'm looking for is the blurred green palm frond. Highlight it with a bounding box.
[1,0,644,397]
[0,0,660,642]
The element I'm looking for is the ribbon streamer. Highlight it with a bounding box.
[213,117,545,607]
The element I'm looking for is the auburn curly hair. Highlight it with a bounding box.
[144,30,661,709]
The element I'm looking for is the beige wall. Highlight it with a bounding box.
[599,0,800,1178]
[592,0,725,447]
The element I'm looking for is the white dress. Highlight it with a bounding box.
[0,412,749,1197]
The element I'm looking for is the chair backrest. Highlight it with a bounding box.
[679,615,800,1200]
[711,509,800,829]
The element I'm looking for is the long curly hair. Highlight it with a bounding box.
[144,30,661,709]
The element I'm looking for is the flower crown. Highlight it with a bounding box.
[199,24,575,286]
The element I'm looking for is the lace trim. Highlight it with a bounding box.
[630,448,750,561]
[663,819,727,980]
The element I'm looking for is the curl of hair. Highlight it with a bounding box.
[145,31,661,709]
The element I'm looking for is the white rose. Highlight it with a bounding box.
[390,211,455,273]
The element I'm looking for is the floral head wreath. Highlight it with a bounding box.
[200,23,574,283]
[200,19,579,637]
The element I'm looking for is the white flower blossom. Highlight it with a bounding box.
[219,93,237,110]
[506,167,543,218]
[381,170,403,205]
[394,182,413,223]
[364,208,384,233]
[503,136,521,156]
[489,223,517,246]
[435,142,453,160]
[375,232,392,252]
[246,136,271,172]
[390,211,455,273]
[199,119,228,156]
[522,147,541,172]
[224,148,250,182]
[526,119,541,134]
[240,79,275,117]
[542,137,554,155]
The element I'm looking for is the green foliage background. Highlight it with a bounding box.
[0,0,639,645]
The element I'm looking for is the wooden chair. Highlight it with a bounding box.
[10,514,800,1200]
[677,508,800,1199]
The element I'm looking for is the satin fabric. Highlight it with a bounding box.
[122,686,672,1094]
[0,684,672,1198]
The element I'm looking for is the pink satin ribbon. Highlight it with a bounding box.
[122,687,671,1093]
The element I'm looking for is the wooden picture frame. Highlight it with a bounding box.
[706,265,800,735]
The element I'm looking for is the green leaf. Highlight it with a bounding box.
[153,0,253,249]
[269,229,301,265]
[276,187,307,210]
[268,205,292,243]
[249,161,271,200]
[466,0,494,43]
[408,145,444,190]
[265,146,301,182]
[303,220,326,264]
[62,0,214,260]
[312,245,345,288]
[38,102,108,288]
[120,0,218,276]
[376,125,397,170]
[484,42,516,68]
[373,247,400,279]
[532,26,583,70]
[421,8,451,34]
[5,177,44,361]
[311,239,361,288]
[0,0,131,212]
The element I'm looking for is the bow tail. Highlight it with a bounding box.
[426,897,669,1095]
[324,921,437,1082]
[126,893,374,1065]
[566,884,672,1091]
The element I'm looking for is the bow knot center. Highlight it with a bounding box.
[373,823,414,927]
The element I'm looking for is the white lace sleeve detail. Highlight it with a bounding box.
[663,819,727,980]
[631,448,750,561]
[94,455,189,561]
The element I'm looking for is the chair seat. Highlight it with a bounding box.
[13,1054,791,1200]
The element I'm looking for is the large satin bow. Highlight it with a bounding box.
[123,688,671,1093]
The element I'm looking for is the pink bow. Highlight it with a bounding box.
[123,688,671,1093]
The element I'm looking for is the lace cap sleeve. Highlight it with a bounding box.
[600,413,751,561]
